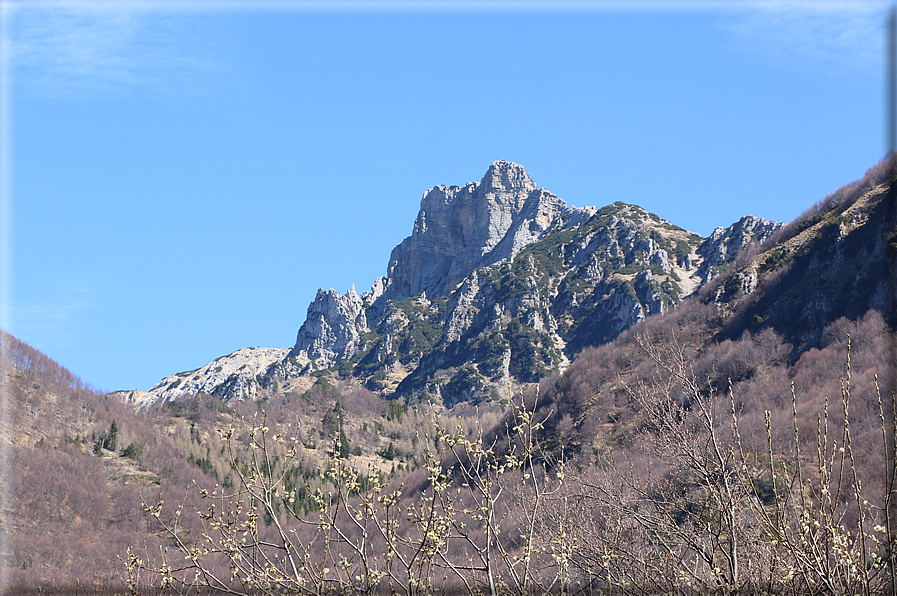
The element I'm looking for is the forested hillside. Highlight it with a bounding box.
[120,155,897,594]
[1,330,500,593]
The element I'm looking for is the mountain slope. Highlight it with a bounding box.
[706,157,897,345]
[522,154,897,464]
[10,156,897,591]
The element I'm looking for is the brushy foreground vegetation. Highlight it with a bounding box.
[2,329,500,593]
[126,320,897,594]
[5,308,897,594]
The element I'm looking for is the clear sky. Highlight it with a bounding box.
[1,0,889,393]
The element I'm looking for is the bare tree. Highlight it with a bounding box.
[126,396,568,595]
[553,335,897,595]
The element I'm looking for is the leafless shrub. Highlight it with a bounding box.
[127,396,569,595]
[123,316,897,595]
[555,334,896,595]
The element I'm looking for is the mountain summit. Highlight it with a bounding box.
[385,160,591,302]
[139,162,781,407]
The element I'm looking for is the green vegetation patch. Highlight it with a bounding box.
[443,364,489,407]
[504,319,557,381]
[385,296,448,366]
[475,330,512,380]
[763,249,793,271]
[161,392,229,421]
[337,329,383,378]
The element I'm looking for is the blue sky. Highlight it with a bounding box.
[1,0,890,392]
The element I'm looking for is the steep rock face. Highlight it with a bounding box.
[384,161,592,302]
[286,161,595,371]
[364,202,745,402]
[289,285,368,365]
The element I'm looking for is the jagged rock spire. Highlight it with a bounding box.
[383,161,576,301]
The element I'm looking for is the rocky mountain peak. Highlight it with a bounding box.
[289,286,367,365]
[135,161,791,406]
[384,161,581,302]
[479,160,537,197]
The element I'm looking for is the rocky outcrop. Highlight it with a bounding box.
[143,347,288,404]
[289,285,367,366]
[288,161,597,372]
[696,215,782,283]
[108,388,156,409]
[384,161,594,302]
[707,181,897,345]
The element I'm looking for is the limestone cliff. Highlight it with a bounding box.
[288,285,368,365]
[384,161,593,302]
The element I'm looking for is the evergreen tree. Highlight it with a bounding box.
[321,410,338,437]
[122,443,139,460]
[338,424,350,459]
[104,420,118,452]
[381,441,396,461]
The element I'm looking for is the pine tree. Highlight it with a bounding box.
[322,410,338,437]
[381,441,396,461]
[122,443,139,460]
[104,420,118,452]
[338,424,350,459]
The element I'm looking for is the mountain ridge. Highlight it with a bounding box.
[135,161,781,407]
